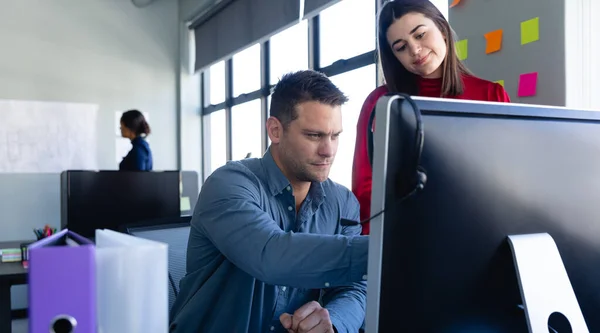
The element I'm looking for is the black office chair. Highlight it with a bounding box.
[121,216,191,310]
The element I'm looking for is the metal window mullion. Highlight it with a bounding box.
[200,72,208,181]
[308,15,320,71]
[260,40,271,153]
[225,58,233,162]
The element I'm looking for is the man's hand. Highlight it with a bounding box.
[279,301,335,333]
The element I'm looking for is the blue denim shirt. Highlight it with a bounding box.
[169,149,368,333]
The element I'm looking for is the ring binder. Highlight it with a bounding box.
[50,314,78,333]
[28,229,96,333]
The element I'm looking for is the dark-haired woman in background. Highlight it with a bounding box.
[119,109,153,171]
[352,0,511,235]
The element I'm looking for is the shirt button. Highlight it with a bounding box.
[324,282,330,287]
[288,206,293,211]
[362,274,368,280]
[286,186,291,191]
[270,326,275,331]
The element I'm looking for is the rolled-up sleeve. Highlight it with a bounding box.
[195,163,369,289]
[322,191,367,333]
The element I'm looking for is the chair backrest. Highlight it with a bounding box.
[122,216,191,310]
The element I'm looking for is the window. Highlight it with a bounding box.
[319,0,376,68]
[205,110,227,176]
[233,43,261,96]
[431,0,449,20]
[208,61,226,105]
[328,64,377,189]
[231,99,263,160]
[270,20,309,84]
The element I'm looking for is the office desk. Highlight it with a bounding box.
[0,240,30,333]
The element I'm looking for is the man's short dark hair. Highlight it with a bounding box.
[270,70,349,128]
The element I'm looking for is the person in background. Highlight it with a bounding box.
[119,109,153,171]
[169,70,368,333]
[352,0,511,234]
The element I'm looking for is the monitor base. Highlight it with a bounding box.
[507,233,589,333]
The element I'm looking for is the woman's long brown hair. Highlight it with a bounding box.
[377,0,473,97]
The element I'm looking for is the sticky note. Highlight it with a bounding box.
[449,0,461,8]
[180,196,191,211]
[495,80,505,87]
[521,17,540,45]
[484,29,503,54]
[456,39,468,61]
[518,72,538,97]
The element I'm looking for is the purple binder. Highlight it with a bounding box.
[28,229,96,333]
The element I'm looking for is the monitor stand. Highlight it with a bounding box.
[507,233,589,333]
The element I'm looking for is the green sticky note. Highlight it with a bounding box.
[521,17,539,45]
[456,39,468,60]
[180,196,191,211]
[495,80,505,87]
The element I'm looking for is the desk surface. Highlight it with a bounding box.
[0,240,31,282]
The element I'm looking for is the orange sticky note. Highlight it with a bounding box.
[484,29,503,54]
[449,0,461,8]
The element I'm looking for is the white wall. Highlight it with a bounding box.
[0,0,180,310]
[0,0,179,170]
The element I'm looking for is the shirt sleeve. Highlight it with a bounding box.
[321,192,367,333]
[194,162,369,289]
[492,82,511,102]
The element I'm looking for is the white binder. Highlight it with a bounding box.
[95,229,169,333]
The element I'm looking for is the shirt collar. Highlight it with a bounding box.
[262,148,293,196]
[262,148,326,198]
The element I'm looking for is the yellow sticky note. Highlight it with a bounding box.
[180,196,191,211]
[521,17,539,45]
[495,80,505,87]
[456,39,468,60]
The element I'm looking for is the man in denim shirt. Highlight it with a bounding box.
[170,70,369,333]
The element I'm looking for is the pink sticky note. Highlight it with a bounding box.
[518,72,538,97]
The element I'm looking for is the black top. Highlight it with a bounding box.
[119,137,153,171]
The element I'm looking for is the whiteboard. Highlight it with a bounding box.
[0,100,98,173]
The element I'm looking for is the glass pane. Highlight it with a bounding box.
[233,43,261,96]
[208,61,226,105]
[205,110,227,176]
[319,0,376,68]
[328,64,377,189]
[231,99,263,160]
[430,0,449,19]
[270,20,309,84]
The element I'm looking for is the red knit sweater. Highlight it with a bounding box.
[352,75,511,235]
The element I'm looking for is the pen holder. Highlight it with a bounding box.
[33,226,57,240]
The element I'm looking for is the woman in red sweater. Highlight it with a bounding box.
[352,0,511,234]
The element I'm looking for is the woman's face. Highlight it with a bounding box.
[120,121,133,139]
[386,12,447,79]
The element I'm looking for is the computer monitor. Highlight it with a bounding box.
[61,170,181,239]
[365,96,600,332]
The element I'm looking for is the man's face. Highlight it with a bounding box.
[270,101,343,183]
